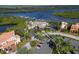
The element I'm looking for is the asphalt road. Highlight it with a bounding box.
[31,38,52,54]
[46,32,79,40]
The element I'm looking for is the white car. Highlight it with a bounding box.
[36,46,41,49]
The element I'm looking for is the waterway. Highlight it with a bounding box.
[1,8,79,32]
[0,9,79,22]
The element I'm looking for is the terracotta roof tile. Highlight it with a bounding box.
[0,31,15,44]
[2,40,15,48]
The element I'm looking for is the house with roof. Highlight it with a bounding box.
[27,21,48,29]
[61,22,68,29]
[60,22,68,31]
[70,23,79,33]
[0,31,20,53]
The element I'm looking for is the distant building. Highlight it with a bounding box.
[60,22,68,31]
[0,31,20,53]
[70,23,79,33]
[27,21,48,29]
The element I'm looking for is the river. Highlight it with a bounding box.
[0,9,79,22]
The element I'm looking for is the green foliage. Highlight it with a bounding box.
[44,27,52,32]
[0,6,61,13]
[54,11,79,19]
[0,16,26,31]
[16,48,28,54]
[17,39,28,49]
[52,36,75,54]
[0,16,28,38]
[48,21,61,30]
[0,49,6,54]
[30,40,38,47]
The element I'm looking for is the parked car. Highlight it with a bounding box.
[36,45,41,49]
[37,45,41,47]
[36,42,43,49]
[39,42,43,44]
[36,46,40,49]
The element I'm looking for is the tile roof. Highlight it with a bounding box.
[0,31,15,44]
[2,40,15,48]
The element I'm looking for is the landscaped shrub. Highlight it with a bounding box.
[30,40,38,47]
[0,49,6,54]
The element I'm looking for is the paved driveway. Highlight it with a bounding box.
[24,42,31,50]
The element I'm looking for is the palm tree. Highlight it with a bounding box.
[52,36,75,54]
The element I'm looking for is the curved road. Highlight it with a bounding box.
[45,32,79,40]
